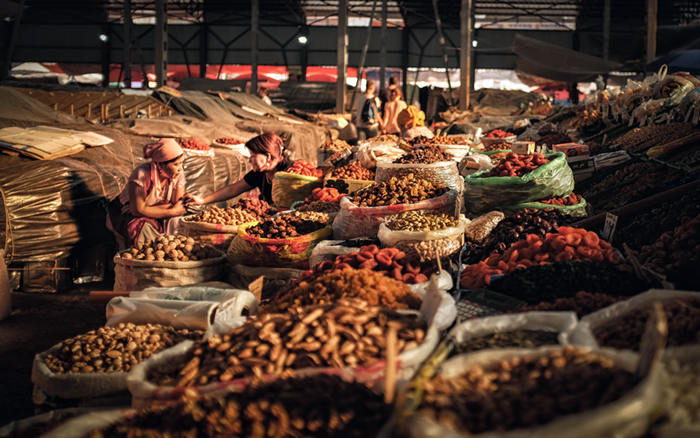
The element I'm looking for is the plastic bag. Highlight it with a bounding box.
[130,285,247,302]
[654,346,700,436]
[447,312,578,349]
[405,346,661,438]
[376,161,464,193]
[308,240,361,268]
[408,272,457,333]
[227,222,333,269]
[458,153,493,177]
[179,215,239,251]
[463,211,504,242]
[499,197,588,217]
[113,251,228,292]
[270,171,323,209]
[377,217,467,261]
[355,142,406,169]
[463,152,574,213]
[571,289,700,350]
[333,190,459,240]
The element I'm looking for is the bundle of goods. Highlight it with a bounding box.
[517,291,626,318]
[635,213,700,275]
[213,137,244,145]
[453,330,560,354]
[460,227,624,289]
[392,144,454,164]
[271,161,324,208]
[378,210,465,261]
[462,209,570,265]
[610,122,699,154]
[286,160,324,178]
[486,260,648,304]
[353,174,449,208]
[483,129,514,139]
[147,298,428,384]
[464,152,574,212]
[413,347,647,436]
[331,161,375,180]
[300,244,437,285]
[321,139,352,151]
[318,139,353,163]
[261,268,422,313]
[179,139,211,151]
[116,236,221,262]
[91,375,391,438]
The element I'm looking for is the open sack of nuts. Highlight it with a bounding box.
[126,298,439,407]
[463,152,575,213]
[376,145,464,193]
[226,213,333,269]
[377,211,467,261]
[404,346,661,438]
[332,175,459,240]
[31,323,204,401]
[571,289,700,352]
[113,236,227,292]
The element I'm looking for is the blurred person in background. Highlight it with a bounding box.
[397,105,434,140]
[382,88,407,135]
[352,80,383,141]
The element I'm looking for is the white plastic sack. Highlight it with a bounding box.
[409,272,457,333]
[130,285,247,302]
[376,161,464,193]
[355,142,406,169]
[105,294,258,330]
[377,217,467,261]
[447,312,578,350]
[113,251,227,292]
[308,240,360,268]
[405,346,661,438]
[333,190,459,240]
[571,289,700,350]
[39,409,132,438]
[0,408,98,438]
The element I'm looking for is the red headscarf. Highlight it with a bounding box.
[143,139,184,163]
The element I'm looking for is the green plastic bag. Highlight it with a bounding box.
[463,152,574,213]
[227,221,333,269]
[500,197,588,217]
[271,171,323,209]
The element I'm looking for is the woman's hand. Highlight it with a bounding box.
[183,193,205,206]
[170,199,187,216]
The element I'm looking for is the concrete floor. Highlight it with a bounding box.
[0,284,109,427]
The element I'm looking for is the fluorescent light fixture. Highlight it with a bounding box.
[298,36,308,44]
[472,40,478,47]
[99,34,109,42]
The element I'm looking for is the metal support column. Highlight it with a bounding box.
[336,0,348,114]
[199,24,207,78]
[459,0,472,110]
[300,25,308,82]
[1,0,25,81]
[379,0,388,91]
[432,0,453,105]
[154,0,167,87]
[602,0,610,60]
[350,0,378,108]
[101,23,111,87]
[646,0,657,64]
[123,0,132,88]
[251,0,259,95]
[401,27,409,103]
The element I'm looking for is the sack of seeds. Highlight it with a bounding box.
[378,213,467,261]
[376,161,464,193]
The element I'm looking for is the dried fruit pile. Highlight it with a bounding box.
[353,174,449,207]
[186,205,258,226]
[93,374,390,438]
[517,291,626,318]
[385,210,459,232]
[261,268,422,313]
[321,139,352,150]
[45,323,202,374]
[536,132,572,146]
[478,153,552,178]
[581,163,655,198]
[246,215,327,239]
[393,144,454,164]
[636,213,700,274]
[214,137,244,145]
[331,162,376,180]
[295,201,341,213]
[118,235,221,262]
[418,347,640,435]
[488,151,509,164]
[286,160,324,178]
[306,187,345,203]
[612,123,698,153]
[483,142,511,152]
[484,129,513,138]
[179,139,211,151]
[539,193,582,206]
[235,198,276,218]
[148,298,427,385]
[409,135,467,146]
[454,330,560,354]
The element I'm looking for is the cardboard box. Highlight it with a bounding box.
[553,143,590,161]
[512,141,535,155]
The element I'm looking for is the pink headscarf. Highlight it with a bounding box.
[143,139,184,163]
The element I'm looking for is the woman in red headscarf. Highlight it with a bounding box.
[107,138,188,248]
[186,132,291,206]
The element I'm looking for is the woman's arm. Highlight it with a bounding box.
[188,178,254,205]
[129,182,186,219]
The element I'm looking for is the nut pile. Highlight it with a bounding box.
[214,137,244,145]
[385,210,459,232]
[286,161,324,178]
[186,205,258,226]
[582,163,655,198]
[331,162,376,180]
[179,139,211,151]
[454,330,560,355]
[489,152,510,164]
[478,152,552,178]
[463,211,505,243]
[321,139,352,151]
[280,210,333,224]
[246,215,327,239]
[393,144,454,164]
[118,235,221,262]
[353,174,449,207]
[516,291,626,318]
[636,214,700,274]
[612,123,698,153]
[660,358,700,429]
[148,298,427,386]
[295,201,341,213]
[418,347,641,435]
[261,268,422,313]
[483,142,512,152]
[234,198,276,218]
[367,134,401,143]
[300,245,436,284]
[45,323,203,374]
[596,299,700,351]
[409,135,467,146]
[540,193,582,206]
[488,260,646,304]
[92,374,390,438]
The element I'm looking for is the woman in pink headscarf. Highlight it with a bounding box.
[107,138,188,248]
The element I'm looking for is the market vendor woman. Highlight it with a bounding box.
[107,138,188,248]
[397,105,434,141]
[186,132,291,206]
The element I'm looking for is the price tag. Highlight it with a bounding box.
[248,276,264,302]
[636,302,668,377]
[419,276,442,327]
[601,212,618,243]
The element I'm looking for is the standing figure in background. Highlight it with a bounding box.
[380,77,399,117]
[352,80,383,141]
[382,88,407,135]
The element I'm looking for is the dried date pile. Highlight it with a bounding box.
[234,198,276,218]
[596,299,700,351]
[91,374,390,438]
[581,162,655,198]
[261,268,422,313]
[535,132,572,146]
[418,347,641,435]
[118,235,222,262]
[214,137,244,145]
[612,123,698,153]
[408,135,467,146]
[636,213,700,274]
[45,323,203,374]
[353,174,449,207]
[294,201,341,213]
[517,291,626,318]
[478,153,552,178]
[487,260,647,304]
[454,330,560,355]
[246,215,327,239]
[483,142,511,152]
[331,161,375,180]
[148,298,427,386]
[393,144,454,164]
